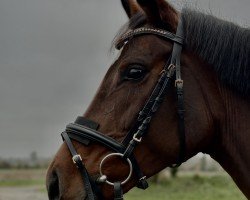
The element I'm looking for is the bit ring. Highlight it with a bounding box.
[99,153,133,186]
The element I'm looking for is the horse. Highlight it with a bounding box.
[46,0,250,199]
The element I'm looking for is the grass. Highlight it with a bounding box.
[126,175,246,200]
[0,169,45,187]
[0,179,44,187]
[0,169,246,199]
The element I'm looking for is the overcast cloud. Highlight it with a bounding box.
[0,0,249,158]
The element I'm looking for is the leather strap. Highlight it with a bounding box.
[119,21,186,167]
[171,19,186,166]
[61,132,95,200]
[114,182,123,200]
[122,58,173,146]
[123,67,175,160]
[122,19,186,168]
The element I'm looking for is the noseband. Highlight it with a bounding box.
[61,19,185,200]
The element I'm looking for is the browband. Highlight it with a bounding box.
[116,27,184,50]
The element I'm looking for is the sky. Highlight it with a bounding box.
[0,0,249,158]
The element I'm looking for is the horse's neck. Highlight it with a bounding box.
[212,86,250,197]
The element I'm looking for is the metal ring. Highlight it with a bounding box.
[99,153,133,186]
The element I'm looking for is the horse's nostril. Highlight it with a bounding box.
[47,171,60,200]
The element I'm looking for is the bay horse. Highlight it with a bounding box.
[46,0,250,199]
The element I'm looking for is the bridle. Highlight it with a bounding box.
[61,19,185,199]
[61,18,185,200]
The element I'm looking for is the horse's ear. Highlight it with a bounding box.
[137,0,178,31]
[121,0,142,18]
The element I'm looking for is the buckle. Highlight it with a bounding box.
[175,79,183,87]
[167,64,176,77]
[72,154,82,164]
[168,64,176,70]
[133,134,142,143]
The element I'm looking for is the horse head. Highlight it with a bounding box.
[46,0,250,199]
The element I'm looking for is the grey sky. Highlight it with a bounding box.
[0,0,249,158]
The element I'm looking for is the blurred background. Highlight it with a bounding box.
[0,0,249,199]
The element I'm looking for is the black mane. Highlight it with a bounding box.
[114,9,250,97]
[182,9,250,97]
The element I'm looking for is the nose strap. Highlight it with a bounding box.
[62,117,149,199]
[68,117,149,190]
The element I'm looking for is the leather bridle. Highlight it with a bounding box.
[61,18,185,200]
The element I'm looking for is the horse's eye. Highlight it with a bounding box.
[124,66,146,81]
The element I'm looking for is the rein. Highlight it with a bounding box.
[61,18,185,200]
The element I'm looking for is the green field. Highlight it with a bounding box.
[0,169,46,187]
[126,175,246,200]
[0,169,246,200]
